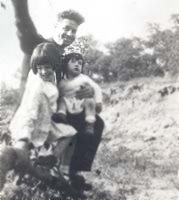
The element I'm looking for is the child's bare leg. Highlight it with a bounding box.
[0,140,30,190]
[52,98,67,123]
[84,98,96,134]
[0,146,16,190]
[13,140,30,171]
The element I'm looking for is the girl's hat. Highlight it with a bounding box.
[62,45,85,76]
[64,44,83,56]
[64,44,84,64]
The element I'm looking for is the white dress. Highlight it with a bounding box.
[10,72,59,147]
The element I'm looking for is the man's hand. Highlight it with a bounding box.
[76,84,94,100]
[96,103,102,113]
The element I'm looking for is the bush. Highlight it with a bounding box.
[1,83,20,107]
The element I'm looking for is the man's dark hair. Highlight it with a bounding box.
[57,9,85,25]
[30,42,61,74]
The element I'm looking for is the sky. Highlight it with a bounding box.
[1,0,179,86]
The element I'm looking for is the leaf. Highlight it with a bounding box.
[0,2,6,9]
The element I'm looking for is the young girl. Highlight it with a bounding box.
[52,50,103,135]
[0,42,72,190]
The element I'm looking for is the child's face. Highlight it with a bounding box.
[67,57,83,77]
[37,64,55,82]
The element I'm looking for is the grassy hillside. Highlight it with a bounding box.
[1,77,179,199]
[85,78,179,200]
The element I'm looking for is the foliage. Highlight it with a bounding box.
[106,38,141,80]
[145,16,179,75]
[73,14,179,82]
[75,33,165,82]
[2,1,179,82]
[1,82,20,107]
[74,35,104,75]
[0,0,6,9]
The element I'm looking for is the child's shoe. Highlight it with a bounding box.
[51,113,67,124]
[85,123,95,135]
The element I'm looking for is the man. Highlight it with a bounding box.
[11,0,85,95]
[0,0,104,189]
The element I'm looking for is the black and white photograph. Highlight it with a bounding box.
[1,0,179,199]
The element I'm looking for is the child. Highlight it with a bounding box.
[52,50,103,135]
[0,42,66,190]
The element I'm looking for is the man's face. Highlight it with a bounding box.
[53,19,79,47]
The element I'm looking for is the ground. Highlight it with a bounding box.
[1,77,179,199]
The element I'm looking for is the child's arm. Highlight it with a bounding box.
[10,84,41,142]
[84,77,102,102]
[81,75,103,113]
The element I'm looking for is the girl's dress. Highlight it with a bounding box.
[10,71,59,147]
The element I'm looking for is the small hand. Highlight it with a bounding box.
[96,103,102,113]
[76,84,94,100]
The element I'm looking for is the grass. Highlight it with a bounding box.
[1,77,179,199]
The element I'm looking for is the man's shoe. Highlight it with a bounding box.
[69,171,93,191]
